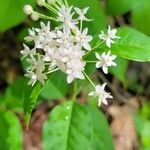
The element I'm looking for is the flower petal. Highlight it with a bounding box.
[96,62,102,68]
[102,99,108,105]
[88,91,94,96]
[106,38,111,48]
[83,43,91,50]
[102,66,108,74]
[98,98,102,106]
[67,75,74,84]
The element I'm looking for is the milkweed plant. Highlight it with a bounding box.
[1,0,150,149]
[22,0,120,107]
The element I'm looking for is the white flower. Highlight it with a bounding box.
[35,22,56,38]
[95,51,116,74]
[23,5,33,15]
[35,71,47,85]
[22,5,92,86]
[74,7,90,21]
[67,71,84,84]
[25,70,47,86]
[69,45,85,59]
[66,60,85,83]
[25,54,47,86]
[35,36,56,51]
[99,26,120,48]
[57,5,77,29]
[21,44,36,59]
[89,83,113,106]
[26,54,45,72]
[24,28,37,42]
[56,30,73,47]
[36,22,50,34]
[33,22,57,51]
[25,71,37,86]
[75,28,93,51]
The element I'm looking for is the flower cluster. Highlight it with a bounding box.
[22,0,120,106]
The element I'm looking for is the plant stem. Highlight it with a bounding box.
[53,0,60,9]
[45,68,59,75]
[72,81,77,100]
[43,3,58,14]
[83,41,103,59]
[83,71,95,88]
[56,0,64,6]
[64,0,69,7]
[38,13,57,21]
[80,20,83,31]
[85,60,97,63]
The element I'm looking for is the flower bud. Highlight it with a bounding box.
[23,4,33,15]
[47,0,56,5]
[37,0,45,6]
[31,12,39,21]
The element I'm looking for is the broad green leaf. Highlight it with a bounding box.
[109,27,150,62]
[0,111,23,150]
[106,0,139,15]
[131,0,150,35]
[42,101,93,150]
[0,0,36,32]
[110,57,128,82]
[68,0,107,35]
[86,105,114,150]
[40,71,69,100]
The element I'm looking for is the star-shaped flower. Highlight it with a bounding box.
[95,51,117,74]
[57,5,77,30]
[89,83,113,106]
[25,70,47,86]
[66,60,85,84]
[99,26,120,48]
[20,44,36,59]
[74,7,91,21]
[75,28,93,51]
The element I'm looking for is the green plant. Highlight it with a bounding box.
[0,0,150,149]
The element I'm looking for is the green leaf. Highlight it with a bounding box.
[23,82,43,126]
[0,0,36,32]
[141,121,150,147]
[42,101,93,150]
[86,105,114,150]
[110,57,128,82]
[68,0,107,35]
[0,111,23,150]
[109,27,150,62]
[40,71,69,100]
[106,0,139,15]
[131,0,150,35]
